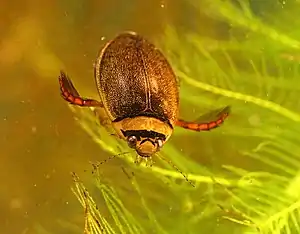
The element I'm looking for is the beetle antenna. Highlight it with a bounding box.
[158,154,195,187]
[91,151,132,171]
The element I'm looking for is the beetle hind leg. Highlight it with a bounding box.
[176,106,230,131]
[58,70,103,107]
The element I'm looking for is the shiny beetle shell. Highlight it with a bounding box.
[95,32,179,125]
[94,32,179,156]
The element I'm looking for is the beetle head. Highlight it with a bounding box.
[126,133,164,157]
[115,116,173,157]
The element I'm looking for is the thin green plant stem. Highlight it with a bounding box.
[92,169,143,234]
[191,0,300,49]
[264,200,300,227]
[128,172,168,234]
[71,173,115,234]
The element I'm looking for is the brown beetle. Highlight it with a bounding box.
[59,32,230,158]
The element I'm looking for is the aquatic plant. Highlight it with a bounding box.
[69,0,300,233]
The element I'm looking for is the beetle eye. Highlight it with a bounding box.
[157,139,163,149]
[127,135,137,148]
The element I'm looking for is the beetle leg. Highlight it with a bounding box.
[58,70,103,107]
[176,106,230,131]
[134,155,143,165]
[145,157,154,167]
[92,107,124,139]
[92,107,110,126]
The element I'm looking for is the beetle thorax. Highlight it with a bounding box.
[113,116,173,157]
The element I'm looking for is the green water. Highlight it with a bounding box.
[1,0,300,233]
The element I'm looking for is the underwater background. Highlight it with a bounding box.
[1,0,300,233]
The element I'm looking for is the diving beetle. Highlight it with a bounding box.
[58,32,230,158]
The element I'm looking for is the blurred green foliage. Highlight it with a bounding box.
[64,0,300,233]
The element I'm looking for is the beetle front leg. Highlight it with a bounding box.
[58,71,103,107]
[134,155,143,165]
[92,107,110,126]
[176,106,230,131]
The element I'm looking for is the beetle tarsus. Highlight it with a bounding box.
[58,71,103,107]
[176,106,230,131]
